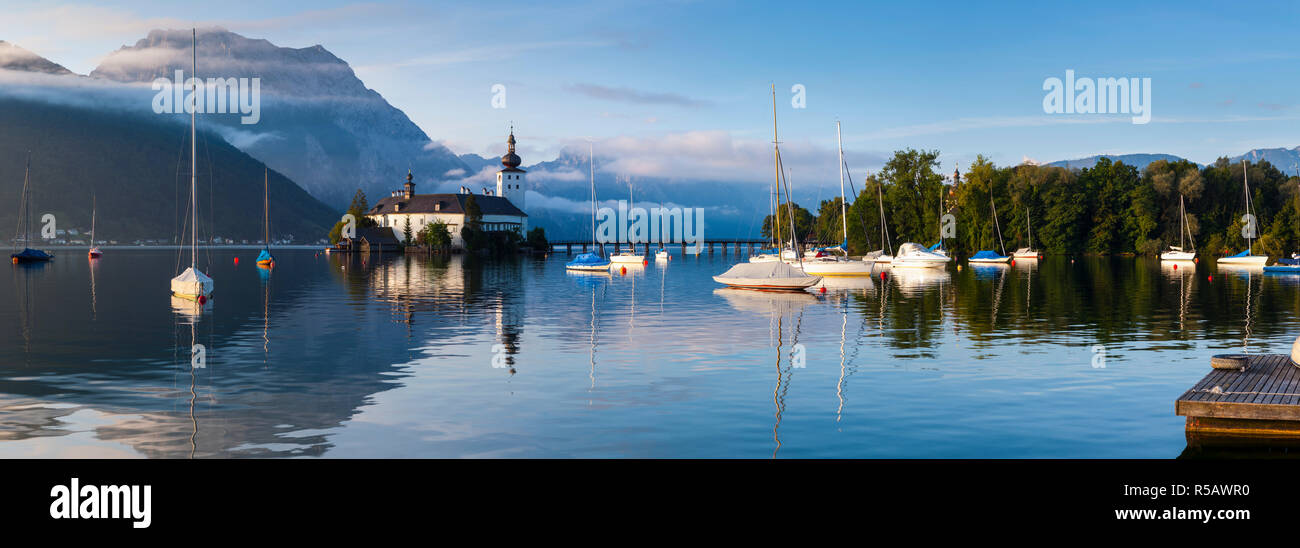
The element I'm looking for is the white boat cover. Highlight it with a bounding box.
[170,267,214,297]
[716,261,811,280]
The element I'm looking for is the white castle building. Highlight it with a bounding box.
[367,129,529,248]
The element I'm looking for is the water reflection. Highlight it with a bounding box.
[5,251,1300,457]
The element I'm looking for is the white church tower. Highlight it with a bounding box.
[495,127,526,211]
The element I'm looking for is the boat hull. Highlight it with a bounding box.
[799,260,874,277]
[1160,251,1196,261]
[892,259,948,268]
[968,257,1012,264]
[1218,255,1268,265]
[610,254,645,264]
[566,263,611,271]
[1264,265,1300,273]
[711,276,821,290]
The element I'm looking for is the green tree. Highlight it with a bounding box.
[416,220,452,251]
[328,188,378,243]
[403,217,413,245]
[526,227,549,251]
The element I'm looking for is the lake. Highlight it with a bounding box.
[1,247,1294,458]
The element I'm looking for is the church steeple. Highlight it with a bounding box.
[403,168,415,199]
[501,126,521,169]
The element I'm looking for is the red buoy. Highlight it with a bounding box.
[819,286,827,293]
[1208,275,1213,282]
[621,266,627,275]
[1173,263,1178,270]
[198,295,207,304]
[233,257,240,265]
[643,259,647,266]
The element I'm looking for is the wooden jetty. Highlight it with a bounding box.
[1177,354,1300,446]
[546,239,834,256]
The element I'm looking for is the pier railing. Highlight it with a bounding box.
[545,239,836,255]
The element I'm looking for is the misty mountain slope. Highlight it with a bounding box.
[0,40,73,75]
[90,28,468,209]
[0,96,338,243]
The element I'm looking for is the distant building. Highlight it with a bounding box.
[366,129,528,249]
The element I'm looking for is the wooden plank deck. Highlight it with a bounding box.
[1177,354,1300,445]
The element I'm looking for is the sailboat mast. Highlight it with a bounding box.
[264,168,269,245]
[91,194,96,244]
[1242,159,1252,253]
[875,172,889,253]
[771,85,782,249]
[23,153,30,245]
[589,142,595,247]
[836,121,848,249]
[190,28,197,269]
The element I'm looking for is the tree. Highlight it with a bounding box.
[403,217,413,245]
[416,220,452,251]
[328,188,377,243]
[760,202,814,244]
[526,227,549,251]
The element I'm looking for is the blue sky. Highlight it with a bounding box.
[3,0,1299,184]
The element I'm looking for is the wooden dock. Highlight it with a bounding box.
[1177,354,1300,446]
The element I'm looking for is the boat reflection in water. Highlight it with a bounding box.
[715,288,820,457]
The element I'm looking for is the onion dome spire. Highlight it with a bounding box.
[501,125,522,169]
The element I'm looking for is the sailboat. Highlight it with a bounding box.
[170,29,214,302]
[801,121,872,277]
[929,178,951,259]
[1012,207,1040,259]
[1160,194,1195,261]
[969,184,1012,263]
[1218,160,1268,266]
[611,179,645,264]
[654,206,670,262]
[715,85,819,290]
[751,88,799,264]
[87,194,102,259]
[256,169,275,268]
[862,170,894,263]
[10,153,53,264]
[566,143,612,272]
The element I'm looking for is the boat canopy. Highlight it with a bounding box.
[256,249,275,263]
[970,250,1008,260]
[170,266,214,296]
[11,248,53,261]
[1277,258,1300,266]
[928,243,944,252]
[566,251,610,267]
[715,261,810,280]
[896,242,929,256]
[1227,250,1253,258]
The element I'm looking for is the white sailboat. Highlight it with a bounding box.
[751,88,798,264]
[87,194,102,259]
[892,242,950,268]
[611,179,645,264]
[1012,207,1040,259]
[1218,160,1268,266]
[1160,194,1196,261]
[862,170,894,264]
[170,29,214,302]
[716,85,819,290]
[801,121,872,277]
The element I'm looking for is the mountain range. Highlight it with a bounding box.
[1,29,1298,241]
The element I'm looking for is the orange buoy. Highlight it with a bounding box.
[621,266,627,275]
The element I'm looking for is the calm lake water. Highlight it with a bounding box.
[1,247,1297,458]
